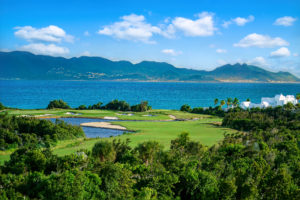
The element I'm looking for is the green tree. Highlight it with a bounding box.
[214,98,219,106]
[92,141,116,162]
[135,141,163,166]
[91,102,103,109]
[296,93,300,103]
[226,98,232,108]
[78,105,87,110]
[97,162,135,199]
[220,100,226,107]
[180,104,192,112]
[284,102,294,110]
[233,98,239,107]
[0,102,5,110]
[47,99,71,109]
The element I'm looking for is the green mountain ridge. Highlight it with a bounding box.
[0,51,299,82]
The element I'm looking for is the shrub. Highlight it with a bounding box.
[47,99,71,109]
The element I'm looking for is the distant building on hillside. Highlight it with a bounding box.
[240,94,298,109]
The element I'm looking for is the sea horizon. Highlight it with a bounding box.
[1,80,299,110]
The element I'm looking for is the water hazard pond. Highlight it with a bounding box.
[48,118,127,138]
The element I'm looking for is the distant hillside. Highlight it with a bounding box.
[0,51,299,82]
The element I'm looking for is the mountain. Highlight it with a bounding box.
[0,51,299,82]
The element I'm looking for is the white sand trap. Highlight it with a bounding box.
[36,114,54,117]
[142,114,155,117]
[20,115,32,117]
[80,122,126,130]
[65,112,82,115]
[116,113,133,116]
[168,115,176,120]
[104,116,119,120]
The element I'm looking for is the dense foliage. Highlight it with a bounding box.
[1,105,299,199]
[0,114,84,150]
[47,99,71,109]
[76,100,152,112]
[0,102,5,110]
[131,101,152,112]
[77,102,103,110]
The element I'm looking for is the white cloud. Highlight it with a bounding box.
[222,21,232,28]
[172,12,216,36]
[159,24,176,39]
[84,31,90,36]
[270,47,291,58]
[247,56,269,67]
[274,16,297,26]
[234,33,289,48]
[222,15,254,28]
[20,43,69,56]
[81,51,91,56]
[161,49,182,56]
[98,14,164,43]
[14,25,74,43]
[216,48,227,53]
[233,15,254,26]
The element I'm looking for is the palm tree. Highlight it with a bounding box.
[226,97,232,108]
[220,100,225,107]
[233,98,239,107]
[214,98,219,106]
[296,93,300,103]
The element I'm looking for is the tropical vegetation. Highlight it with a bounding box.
[0,102,299,199]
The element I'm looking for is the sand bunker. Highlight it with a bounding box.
[116,113,133,116]
[35,114,54,117]
[103,116,119,120]
[80,122,126,130]
[168,115,176,120]
[65,112,82,115]
[142,114,156,117]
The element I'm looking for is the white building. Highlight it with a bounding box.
[240,94,298,109]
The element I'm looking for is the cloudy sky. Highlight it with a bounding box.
[0,0,299,75]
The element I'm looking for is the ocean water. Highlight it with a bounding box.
[0,80,299,109]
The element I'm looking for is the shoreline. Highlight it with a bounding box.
[1,79,300,84]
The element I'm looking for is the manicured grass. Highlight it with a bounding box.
[51,117,236,157]
[4,109,205,121]
[0,109,237,164]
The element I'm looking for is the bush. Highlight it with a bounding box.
[0,102,5,110]
[131,101,151,112]
[104,99,131,111]
[47,99,71,109]
[180,104,192,112]
[92,141,116,162]
[77,105,87,110]
[0,114,85,150]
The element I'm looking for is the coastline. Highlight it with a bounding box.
[1,79,300,84]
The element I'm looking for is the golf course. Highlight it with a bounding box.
[0,108,236,165]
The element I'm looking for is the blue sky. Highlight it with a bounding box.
[1,0,299,75]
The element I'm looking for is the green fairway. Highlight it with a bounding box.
[3,108,208,121]
[0,109,237,165]
[51,117,235,157]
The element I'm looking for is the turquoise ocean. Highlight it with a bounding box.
[0,80,299,109]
